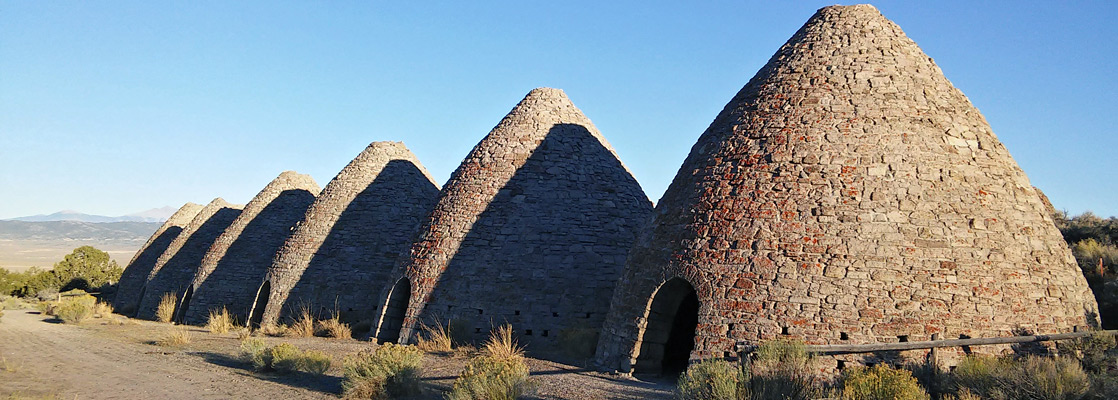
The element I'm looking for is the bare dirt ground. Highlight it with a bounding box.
[0,306,672,399]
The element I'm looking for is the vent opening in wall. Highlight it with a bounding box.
[514,310,520,316]
[781,326,789,335]
[898,335,909,343]
[841,332,849,340]
[542,330,549,337]
[837,360,846,370]
[525,329,533,336]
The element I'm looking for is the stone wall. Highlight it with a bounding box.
[594,5,1099,373]
[113,202,202,314]
[135,198,242,320]
[254,142,439,327]
[180,171,320,325]
[370,88,653,356]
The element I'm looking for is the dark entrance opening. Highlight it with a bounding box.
[175,287,194,324]
[635,278,699,375]
[248,281,271,329]
[377,278,411,343]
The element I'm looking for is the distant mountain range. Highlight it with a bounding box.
[5,207,176,223]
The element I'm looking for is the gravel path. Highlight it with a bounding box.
[0,306,672,399]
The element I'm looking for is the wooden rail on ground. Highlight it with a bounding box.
[736,329,1118,357]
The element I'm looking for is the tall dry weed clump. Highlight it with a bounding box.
[55,295,96,324]
[155,293,177,323]
[342,342,424,399]
[317,314,352,339]
[206,307,236,334]
[156,327,193,347]
[447,325,533,400]
[92,301,114,318]
[417,320,454,353]
[286,307,316,338]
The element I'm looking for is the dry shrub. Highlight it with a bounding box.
[157,327,193,347]
[342,343,423,399]
[482,325,524,360]
[35,301,55,316]
[286,307,316,338]
[260,324,289,337]
[55,295,96,324]
[952,355,1091,400]
[155,292,177,323]
[92,301,114,318]
[239,339,331,375]
[237,328,252,340]
[558,328,599,360]
[416,320,454,353]
[317,316,352,339]
[841,364,929,400]
[206,307,236,334]
[676,358,745,400]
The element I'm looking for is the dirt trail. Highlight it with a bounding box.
[0,307,672,399]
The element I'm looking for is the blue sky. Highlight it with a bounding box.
[2,1,1115,219]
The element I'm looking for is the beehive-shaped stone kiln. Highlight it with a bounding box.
[135,198,242,320]
[370,88,653,353]
[178,171,320,325]
[594,4,1098,373]
[113,202,203,314]
[250,142,439,328]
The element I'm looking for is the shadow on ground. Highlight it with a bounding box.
[195,351,344,395]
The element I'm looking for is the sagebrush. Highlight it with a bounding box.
[342,343,423,399]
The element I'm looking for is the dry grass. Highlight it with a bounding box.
[156,327,193,347]
[416,320,454,353]
[317,316,352,339]
[93,301,114,318]
[237,328,252,340]
[2,356,22,373]
[260,324,289,337]
[482,325,524,360]
[155,293,177,323]
[285,307,316,338]
[205,307,236,334]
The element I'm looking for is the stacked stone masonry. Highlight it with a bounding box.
[113,202,203,314]
[370,88,653,355]
[593,4,1099,373]
[180,171,320,325]
[135,198,243,320]
[254,142,440,327]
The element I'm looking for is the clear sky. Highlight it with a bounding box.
[2,1,1115,219]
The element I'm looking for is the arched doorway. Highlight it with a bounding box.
[175,287,194,324]
[248,281,271,329]
[377,278,411,343]
[634,278,699,375]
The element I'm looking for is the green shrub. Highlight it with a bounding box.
[676,359,745,400]
[342,343,423,398]
[301,350,332,375]
[447,354,532,400]
[952,355,1091,400]
[841,364,928,400]
[54,295,95,324]
[155,292,177,323]
[747,339,820,400]
[240,338,272,371]
[270,343,303,373]
[1059,331,1117,375]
